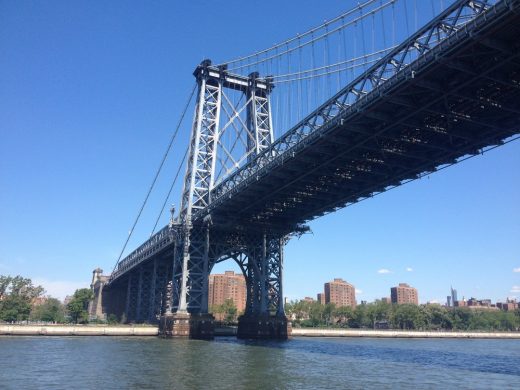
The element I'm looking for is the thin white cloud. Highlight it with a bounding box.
[406,267,413,272]
[377,268,391,274]
[355,289,363,294]
[510,286,520,293]
[32,278,88,301]
[513,267,520,273]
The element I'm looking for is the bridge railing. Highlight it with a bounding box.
[199,0,499,219]
[108,225,177,283]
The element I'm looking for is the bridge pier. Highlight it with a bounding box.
[237,314,291,340]
[159,312,214,339]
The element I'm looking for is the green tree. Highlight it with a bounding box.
[391,304,425,330]
[366,301,392,329]
[210,299,239,324]
[30,298,65,323]
[67,288,94,324]
[449,307,472,330]
[350,304,369,328]
[0,275,45,323]
[308,302,326,327]
[421,304,451,330]
[221,299,238,323]
[332,305,354,327]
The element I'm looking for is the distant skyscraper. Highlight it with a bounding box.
[451,287,458,306]
[317,293,325,304]
[391,283,419,305]
[447,296,452,307]
[324,278,356,308]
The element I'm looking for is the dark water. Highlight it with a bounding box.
[1,336,520,389]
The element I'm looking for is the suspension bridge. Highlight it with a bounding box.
[94,0,520,338]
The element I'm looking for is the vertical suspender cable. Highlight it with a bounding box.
[287,43,292,129]
[360,6,367,71]
[404,0,410,38]
[298,36,303,122]
[392,1,396,47]
[380,0,387,51]
[150,146,189,236]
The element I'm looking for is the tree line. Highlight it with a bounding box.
[0,275,94,324]
[285,300,520,331]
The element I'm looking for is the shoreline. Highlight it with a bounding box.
[291,328,520,339]
[1,325,520,338]
[0,324,158,336]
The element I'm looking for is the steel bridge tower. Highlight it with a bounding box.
[159,60,290,339]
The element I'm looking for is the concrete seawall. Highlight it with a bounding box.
[0,325,158,336]
[291,328,520,339]
[2,325,520,338]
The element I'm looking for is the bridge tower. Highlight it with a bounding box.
[159,60,290,339]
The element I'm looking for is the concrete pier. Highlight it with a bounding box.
[159,313,215,339]
[237,315,292,339]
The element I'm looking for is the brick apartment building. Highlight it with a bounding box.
[323,278,356,308]
[208,271,246,319]
[391,283,419,305]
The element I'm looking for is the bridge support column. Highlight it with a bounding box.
[159,225,214,339]
[237,234,291,339]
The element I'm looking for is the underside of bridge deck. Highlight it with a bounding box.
[204,2,520,233]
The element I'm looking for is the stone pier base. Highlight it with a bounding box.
[159,313,214,339]
[237,315,291,339]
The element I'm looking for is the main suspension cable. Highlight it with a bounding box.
[221,0,395,71]
[112,82,197,271]
[150,145,189,236]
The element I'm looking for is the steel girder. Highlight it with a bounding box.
[201,0,510,217]
[247,72,274,159]
[210,230,286,317]
[196,0,520,230]
[109,225,175,284]
[169,60,276,316]
[167,225,286,317]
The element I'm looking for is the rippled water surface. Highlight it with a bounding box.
[1,336,520,389]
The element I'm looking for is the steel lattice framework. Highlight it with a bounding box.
[103,0,520,337]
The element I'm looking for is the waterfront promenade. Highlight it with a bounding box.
[2,325,520,338]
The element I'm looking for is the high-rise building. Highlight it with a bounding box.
[390,283,418,305]
[324,278,356,308]
[317,293,325,304]
[208,271,246,318]
[451,287,458,306]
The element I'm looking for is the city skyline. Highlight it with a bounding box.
[1,0,519,304]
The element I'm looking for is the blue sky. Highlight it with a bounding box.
[1,1,519,303]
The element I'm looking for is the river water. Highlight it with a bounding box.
[1,336,519,389]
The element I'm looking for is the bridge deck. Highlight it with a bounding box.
[110,0,520,284]
[201,0,520,232]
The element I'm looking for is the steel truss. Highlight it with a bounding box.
[170,60,279,316]
[196,0,520,230]
[203,0,511,217]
